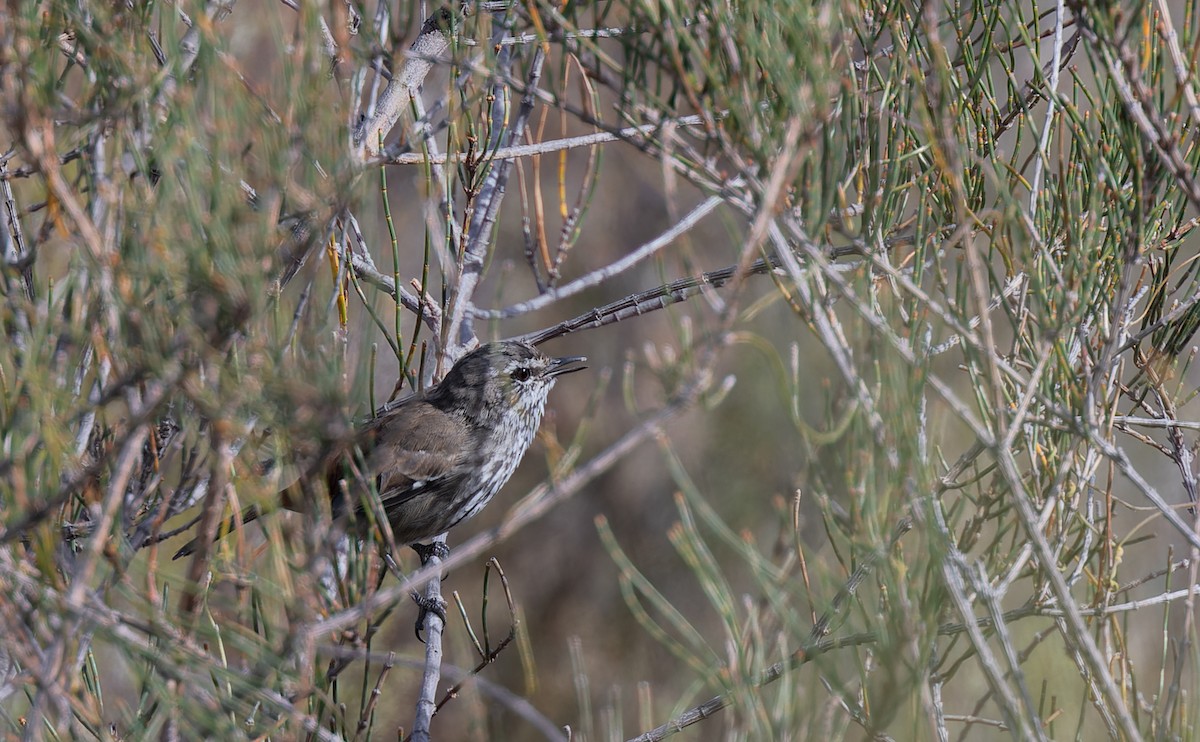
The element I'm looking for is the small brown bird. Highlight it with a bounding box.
[173,341,586,560]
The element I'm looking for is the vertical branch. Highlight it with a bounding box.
[1028,0,1066,209]
[444,23,545,350]
[408,534,448,742]
[0,158,32,301]
[412,11,534,739]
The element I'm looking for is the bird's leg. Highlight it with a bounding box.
[411,591,448,642]
[409,540,451,642]
[410,540,450,564]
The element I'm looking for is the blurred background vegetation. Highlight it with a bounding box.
[4,0,1200,739]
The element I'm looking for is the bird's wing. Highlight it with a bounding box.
[356,400,471,509]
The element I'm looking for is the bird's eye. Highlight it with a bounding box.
[512,367,532,382]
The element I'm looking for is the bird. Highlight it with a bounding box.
[172,341,586,562]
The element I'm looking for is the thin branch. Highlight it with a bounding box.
[353,8,456,159]
[445,25,538,350]
[386,116,708,165]
[318,647,567,742]
[1080,10,1200,211]
[1113,415,1200,430]
[475,194,724,320]
[409,536,448,742]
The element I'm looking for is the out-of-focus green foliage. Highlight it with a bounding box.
[3,0,1200,739]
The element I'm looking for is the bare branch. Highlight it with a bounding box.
[353,8,457,160]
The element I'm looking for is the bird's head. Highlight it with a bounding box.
[432,341,586,424]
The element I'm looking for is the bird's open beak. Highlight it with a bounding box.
[548,355,587,377]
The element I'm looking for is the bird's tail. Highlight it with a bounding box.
[171,475,314,560]
[171,503,267,560]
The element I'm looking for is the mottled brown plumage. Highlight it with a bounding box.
[173,341,585,559]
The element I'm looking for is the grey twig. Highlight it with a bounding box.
[353,8,456,160]
[0,158,32,300]
[444,25,537,350]
[1080,11,1200,212]
[1027,0,1067,209]
[1152,0,1200,132]
[406,11,529,739]
[318,647,568,741]
[409,535,448,742]
[387,116,709,166]
[516,255,783,345]
[345,223,441,333]
[476,194,724,320]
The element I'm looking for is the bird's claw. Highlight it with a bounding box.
[411,541,450,565]
[411,591,447,643]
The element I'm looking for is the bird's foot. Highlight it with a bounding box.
[411,541,450,565]
[411,591,447,643]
